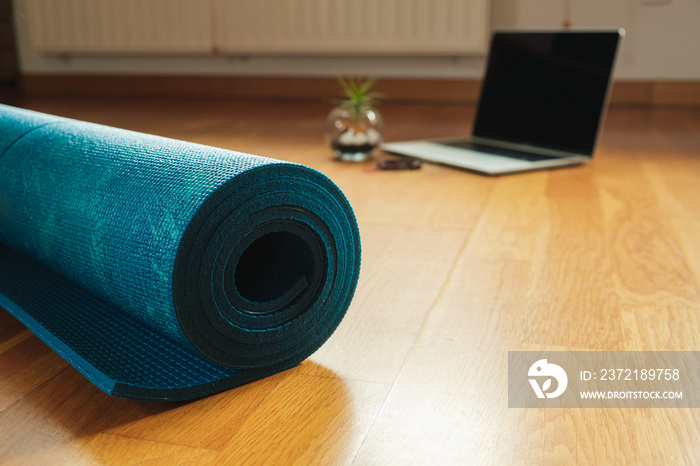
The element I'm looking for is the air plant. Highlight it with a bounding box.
[333,77,382,121]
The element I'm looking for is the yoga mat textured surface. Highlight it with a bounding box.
[0,104,361,401]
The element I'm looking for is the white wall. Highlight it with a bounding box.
[12,0,700,80]
[494,0,700,80]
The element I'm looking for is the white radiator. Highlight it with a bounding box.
[24,0,489,55]
[25,0,213,54]
[214,0,489,55]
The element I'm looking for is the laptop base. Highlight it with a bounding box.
[381,140,589,176]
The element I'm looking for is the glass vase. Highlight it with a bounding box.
[325,105,383,162]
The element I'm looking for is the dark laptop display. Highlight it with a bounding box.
[472,31,621,156]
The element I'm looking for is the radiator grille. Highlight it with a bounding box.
[25,0,489,55]
[26,0,213,54]
[215,0,489,55]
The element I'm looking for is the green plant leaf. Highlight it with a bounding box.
[333,76,383,121]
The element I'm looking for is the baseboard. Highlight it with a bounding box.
[20,74,482,103]
[609,80,700,107]
[19,74,700,107]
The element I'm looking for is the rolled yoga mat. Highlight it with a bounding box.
[0,104,361,401]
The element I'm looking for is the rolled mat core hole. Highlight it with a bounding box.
[234,231,315,305]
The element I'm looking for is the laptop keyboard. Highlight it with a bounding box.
[437,140,556,162]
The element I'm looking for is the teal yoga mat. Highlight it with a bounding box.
[0,104,361,401]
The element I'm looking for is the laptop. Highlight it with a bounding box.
[381,30,623,175]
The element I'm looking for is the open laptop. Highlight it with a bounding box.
[381,30,623,175]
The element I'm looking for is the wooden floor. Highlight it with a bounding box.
[2,96,700,465]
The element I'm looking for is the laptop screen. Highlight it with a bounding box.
[472,31,621,156]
